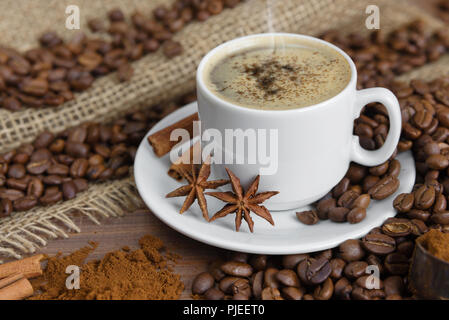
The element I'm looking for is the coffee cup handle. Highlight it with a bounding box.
[350,88,402,166]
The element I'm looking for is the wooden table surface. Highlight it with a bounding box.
[35,0,445,300]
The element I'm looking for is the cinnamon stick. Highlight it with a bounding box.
[148,112,199,157]
[0,254,44,279]
[168,141,201,181]
[0,273,33,300]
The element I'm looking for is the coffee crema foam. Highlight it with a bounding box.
[205,40,351,110]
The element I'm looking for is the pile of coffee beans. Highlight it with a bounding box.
[297,158,400,225]
[191,233,413,300]
[320,20,449,89]
[0,1,242,111]
[0,92,196,217]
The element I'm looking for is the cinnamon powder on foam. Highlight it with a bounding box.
[29,235,184,300]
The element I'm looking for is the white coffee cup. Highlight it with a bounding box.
[196,33,401,211]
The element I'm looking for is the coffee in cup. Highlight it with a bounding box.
[204,39,351,110]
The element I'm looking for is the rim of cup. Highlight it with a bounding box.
[197,33,358,115]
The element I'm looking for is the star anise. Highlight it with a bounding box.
[206,168,279,232]
[166,157,229,221]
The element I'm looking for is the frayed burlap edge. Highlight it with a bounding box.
[0,176,143,261]
[1,0,449,261]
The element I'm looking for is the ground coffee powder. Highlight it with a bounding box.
[417,229,449,263]
[30,235,184,300]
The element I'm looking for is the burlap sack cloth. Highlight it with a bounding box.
[1,0,449,260]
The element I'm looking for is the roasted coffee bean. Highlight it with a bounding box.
[315,249,332,261]
[163,40,183,58]
[70,159,89,178]
[250,271,263,299]
[87,164,106,180]
[328,207,349,222]
[384,253,409,275]
[363,175,379,193]
[26,159,50,175]
[368,175,400,200]
[351,194,370,209]
[30,148,52,162]
[39,189,63,205]
[344,261,368,279]
[276,269,300,287]
[384,276,404,296]
[338,190,359,208]
[204,288,224,300]
[62,181,77,200]
[281,286,304,300]
[297,257,331,285]
[249,255,267,271]
[8,164,26,179]
[220,261,253,277]
[407,209,431,222]
[362,233,396,255]
[329,258,346,279]
[393,193,414,213]
[410,219,429,236]
[47,163,69,176]
[282,254,308,269]
[431,211,449,224]
[27,177,44,198]
[264,268,279,288]
[316,198,336,220]
[296,210,319,225]
[65,141,90,158]
[397,240,414,258]
[231,278,251,298]
[433,193,447,213]
[43,175,63,185]
[209,261,225,282]
[347,207,366,224]
[114,166,129,177]
[12,153,30,165]
[414,184,435,209]
[339,239,364,262]
[381,218,412,237]
[313,277,334,300]
[261,287,282,300]
[7,177,29,191]
[13,196,37,211]
[426,154,449,170]
[387,159,401,178]
[346,164,367,184]
[332,177,350,198]
[73,178,88,192]
[48,139,65,153]
[352,287,385,300]
[192,272,214,295]
[34,132,55,149]
[218,276,239,294]
[334,277,352,300]
[229,252,248,263]
[0,188,25,201]
[369,161,389,176]
[0,198,13,217]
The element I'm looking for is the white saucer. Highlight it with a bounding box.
[134,102,415,254]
